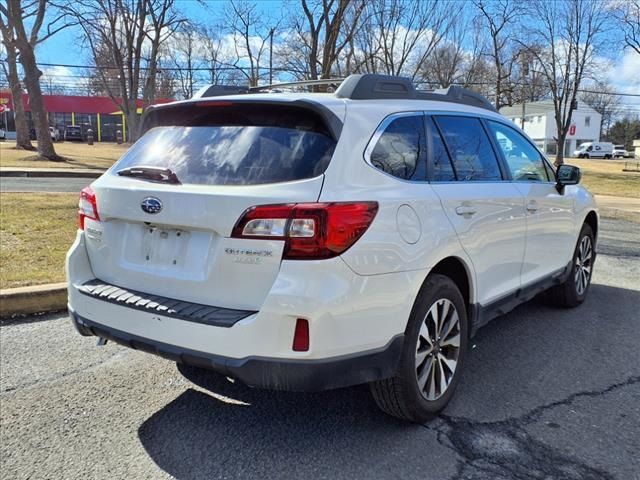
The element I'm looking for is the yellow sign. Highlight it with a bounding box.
[0,98,8,104]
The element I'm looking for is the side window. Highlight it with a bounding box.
[434,116,502,181]
[425,116,456,181]
[487,121,549,182]
[369,115,426,181]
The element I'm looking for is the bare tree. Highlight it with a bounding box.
[142,0,181,105]
[287,0,364,81]
[418,15,478,88]
[617,0,640,55]
[0,29,33,150]
[225,1,279,86]
[63,0,182,142]
[165,21,201,99]
[0,0,69,160]
[200,24,228,85]
[367,0,450,79]
[521,0,609,165]
[579,81,621,140]
[473,0,522,110]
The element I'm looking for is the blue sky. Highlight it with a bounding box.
[37,0,282,64]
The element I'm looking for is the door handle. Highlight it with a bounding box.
[526,200,539,213]
[455,205,477,216]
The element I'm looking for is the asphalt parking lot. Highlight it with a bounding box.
[1,218,638,480]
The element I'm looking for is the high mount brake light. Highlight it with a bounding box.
[196,101,234,107]
[78,186,99,230]
[231,202,379,260]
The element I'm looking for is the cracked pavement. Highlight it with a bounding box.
[1,218,639,479]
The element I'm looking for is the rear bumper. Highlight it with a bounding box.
[71,310,404,391]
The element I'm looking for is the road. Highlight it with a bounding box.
[1,218,639,480]
[0,176,91,193]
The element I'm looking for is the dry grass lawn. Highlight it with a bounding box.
[566,158,639,198]
[0,141,127,170]
[0,193,77,289]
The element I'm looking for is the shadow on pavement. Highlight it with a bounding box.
[138,283,639,479]
[137,376,437,479]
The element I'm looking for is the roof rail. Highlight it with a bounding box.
[335,74,496,112]
[193,73,496,112]
[249,78,345,92]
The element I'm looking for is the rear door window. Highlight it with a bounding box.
[368,114,426,181]
[433,116,503,181]
[114,104,336,186]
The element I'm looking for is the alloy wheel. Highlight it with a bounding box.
[415,298,461,401]
[575,235,593,296]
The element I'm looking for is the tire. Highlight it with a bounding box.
[547,223,595,308]
[370,274,468,423]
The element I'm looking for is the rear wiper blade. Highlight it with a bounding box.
[117,166,181,184]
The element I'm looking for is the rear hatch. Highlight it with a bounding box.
[82,100,341,310]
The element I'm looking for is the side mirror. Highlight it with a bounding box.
[556,164,581,193]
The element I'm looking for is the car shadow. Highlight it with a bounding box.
[137,283,639,479]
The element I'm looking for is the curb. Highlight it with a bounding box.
[0,169,104,179]
[0,283,67,318]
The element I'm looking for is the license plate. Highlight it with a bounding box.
[141,225,189,267]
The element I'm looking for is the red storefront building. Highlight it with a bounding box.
[0,91,173,142]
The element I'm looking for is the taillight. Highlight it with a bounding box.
[78,186,99,230]
[231,202,378,260]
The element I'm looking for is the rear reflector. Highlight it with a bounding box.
[292,318,309,352]
[231,202,378,260]
[78,186,99,230]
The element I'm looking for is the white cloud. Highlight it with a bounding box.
[607,50,640,116]
[608,51,640,89]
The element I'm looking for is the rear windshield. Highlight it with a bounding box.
[113,104,337,186]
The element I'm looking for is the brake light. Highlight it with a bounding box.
[196,101,234,107]
[231,202,378,260]
[78,186,99,230]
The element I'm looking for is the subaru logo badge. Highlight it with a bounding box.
[141,197,162,214]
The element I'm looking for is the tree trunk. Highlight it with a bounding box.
[555,120,566,166]
[4,45,33,150]
[16,41,60,160]
[125,98,140,143]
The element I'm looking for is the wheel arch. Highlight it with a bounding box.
[583,210,598,244]
[422,256,474,321]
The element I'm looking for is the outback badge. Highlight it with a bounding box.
[141,197,162,214]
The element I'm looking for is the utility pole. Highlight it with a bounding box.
[520,50,529,130]
[269,28,275,85]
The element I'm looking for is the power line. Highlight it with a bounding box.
[3,60,640,98]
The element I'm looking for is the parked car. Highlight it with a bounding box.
[67,74,598,422]
[50,126,61,142]
[573,141,614,159]
[613,145,630,158]
[64,125,83,142]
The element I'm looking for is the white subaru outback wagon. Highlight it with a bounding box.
[67,74,598,422]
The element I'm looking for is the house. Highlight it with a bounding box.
[500,100,602,158]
